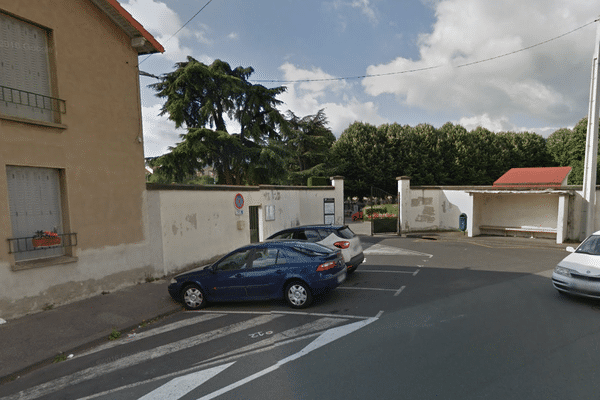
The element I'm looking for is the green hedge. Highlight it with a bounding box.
[307,176,330,186]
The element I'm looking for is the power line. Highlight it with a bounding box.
[251,18,600,84]
[139,0,215,66]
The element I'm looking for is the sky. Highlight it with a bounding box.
[117,0,600,158]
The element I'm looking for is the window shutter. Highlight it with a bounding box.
[0,13,52,122]
[7,166,64,260]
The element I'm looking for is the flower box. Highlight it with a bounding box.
[32,237,61,248]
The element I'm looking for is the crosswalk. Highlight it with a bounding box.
[2,311,379,400]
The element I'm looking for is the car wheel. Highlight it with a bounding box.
[285,281,313,309]
[182,284,206,310]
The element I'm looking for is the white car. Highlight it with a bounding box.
[552,231,600,299]
[267,225,364,273]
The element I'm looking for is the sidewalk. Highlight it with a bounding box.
[346,220,575,250]
[0,227,571,384]
[0,279,181,383]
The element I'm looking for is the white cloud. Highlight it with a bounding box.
[455,114,511,132]
[327,0,379,26]
[140,104,185,157]
[455,113,566,137]
[362,0,597,129]
[278,63,387,136]
[350,0,378,25]
[119,0,209,63]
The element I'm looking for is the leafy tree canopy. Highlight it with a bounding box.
[148,58,287,185]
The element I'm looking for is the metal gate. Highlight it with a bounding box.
[249,206,259,243]
[367,186,399,235]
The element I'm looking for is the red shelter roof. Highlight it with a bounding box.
[493,167,572,188]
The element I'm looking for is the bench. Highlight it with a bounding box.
[479,225,557,239]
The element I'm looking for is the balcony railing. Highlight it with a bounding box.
[7,233,77,255]
[0,85,66,115]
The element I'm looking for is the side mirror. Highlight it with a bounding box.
[566,246,575,253]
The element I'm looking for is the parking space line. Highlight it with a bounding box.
[357,269,418,274]
[394,286,406,296]
[338,287,399,293]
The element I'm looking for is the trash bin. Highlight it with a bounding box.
[459,213,467,232]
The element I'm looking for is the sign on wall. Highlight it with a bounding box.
[324,198,335,225]
[234,193,244,215]
[265,205,275,221]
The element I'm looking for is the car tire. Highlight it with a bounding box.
[182,284,206,310]
[285,281,313,309]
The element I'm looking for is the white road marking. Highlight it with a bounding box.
[138,363,234,400]
[7,314,282,400]
[196,316,379,400]
[199,317,346,364]
[356,269,418,274]
[77,313,226,358]
[338,287,399,292]
[394,286,406,296]
[363,244,433,258]
[76,312,382,400]
[535,269,554,278]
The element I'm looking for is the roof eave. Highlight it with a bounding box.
[89,0,164,55]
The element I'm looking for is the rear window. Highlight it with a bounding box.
[336,227,355,239]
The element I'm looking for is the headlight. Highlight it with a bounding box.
[554,266,573,277]
[170,278,178,284]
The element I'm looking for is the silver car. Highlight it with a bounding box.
[267,225,364,273]
[552,231,600,299]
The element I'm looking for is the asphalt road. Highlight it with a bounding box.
[3,234,598,400]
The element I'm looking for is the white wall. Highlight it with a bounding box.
[397,177,600,243]
[398,183,472,232]
[477,193,558,228]
[147,182,343,274]
[0,182,342,319]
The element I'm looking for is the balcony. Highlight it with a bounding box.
[7,232,78,255]
[0,85,66,123]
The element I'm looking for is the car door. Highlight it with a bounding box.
[242,248,287,298]
[206,248,253,300]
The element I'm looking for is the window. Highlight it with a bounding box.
[7,166,64,261]
[215,249,251,271]
[252,248,283,268]
[0,12,56,123]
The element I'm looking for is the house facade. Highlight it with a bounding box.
[0,0,163,317]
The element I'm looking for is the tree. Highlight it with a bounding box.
[546,117,596,185]
[331,122,394,197]
[281,110,336,185]
[149,58,287,185]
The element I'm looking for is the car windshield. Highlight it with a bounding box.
[576,235,600,255]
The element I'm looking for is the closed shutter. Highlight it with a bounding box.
[0,13,52,122]
[6,166,63,260]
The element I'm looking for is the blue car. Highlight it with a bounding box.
[168,240,347,309]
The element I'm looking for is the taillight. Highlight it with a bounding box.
[316,261,337,271]
[333,241,350,249]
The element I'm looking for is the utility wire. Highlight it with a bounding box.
[251,18,600,84]
[138,0,215,67]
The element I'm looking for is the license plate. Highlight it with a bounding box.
[337,270,346,283]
